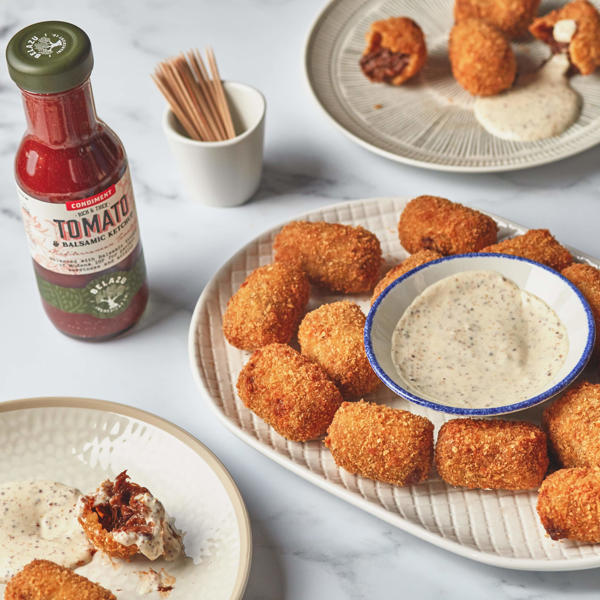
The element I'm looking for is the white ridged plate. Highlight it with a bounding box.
[189,196,600,571]
[0,398,251,599]
[305,0,600,172]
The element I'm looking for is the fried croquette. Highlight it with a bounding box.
[4,560,115,600]
[360,17,427,85]
[455,0,540,38]
[435,419,549,490]
[561,263,600,350]
[398,195,498,255]
[530,0,600,75]
[273,221,382,293]
[237,343,343,441]
[371,249,443,304]
[222,262,309,351]
[537,467,600,542]
[481,228,573,271]
[449,19,517,96]
[325,400,434,486]
[543,382,600,468]
[298,301,380,399]
[78,471,183,561]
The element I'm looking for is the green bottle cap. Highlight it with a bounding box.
[6,21,93,94]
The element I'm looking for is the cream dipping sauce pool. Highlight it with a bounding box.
[390,270,569,409]
[0,480,94,581]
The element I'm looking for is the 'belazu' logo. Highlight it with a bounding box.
[25,33,67,59]
[89,276,130,315]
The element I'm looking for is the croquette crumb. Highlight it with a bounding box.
[273,221,382,293]
[530,0,600,75]
[298,301,380,399]
[237,343,343,441]
[455,0,541,39]
[435,418,549,490]
[482,229,573,271]
[371,249,442,304]
[398,195,498,255]
[223,262,309,351]
[5,560,116,600]
[449,19,516,96]
[537,467,600,542]
[543,381,600,467]
[325,400,434,486]
[561,264,600,350]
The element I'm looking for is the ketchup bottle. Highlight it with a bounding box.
[6,21,148,340]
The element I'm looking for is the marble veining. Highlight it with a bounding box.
[0,1,599,599]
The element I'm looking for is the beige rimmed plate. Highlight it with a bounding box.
[305,0,600,172]
[189,196,600,571]
[0,397,251,599]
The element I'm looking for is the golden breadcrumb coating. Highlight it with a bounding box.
[543,382,600,468]
[237,343,343,441]
[455,0,540,38]
[371,249,443,304]
[537,467,600,542]
[5,560,115,600]
[561,263,600,350]
[449,19,517,96]
[398,195,498,255]
[273,221,382,293]
[78,472,141,560]
[78,505,138,560]
[530,0,600,75]
[325,400,434,486]
[222,262,309,351]
[481,229,573,271]
[435,419,549,490]
[360,17,427,85]
[298,301,380,399]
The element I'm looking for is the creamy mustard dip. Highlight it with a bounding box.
[474,54,580,141]
[109,491,183,561]
[0,481,94,582]
[391,271,568,408]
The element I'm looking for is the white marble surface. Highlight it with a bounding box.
[0,1,600,598]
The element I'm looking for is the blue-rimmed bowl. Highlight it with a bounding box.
[364,254,595,416]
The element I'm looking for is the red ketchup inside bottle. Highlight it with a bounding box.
[8,22,148,340]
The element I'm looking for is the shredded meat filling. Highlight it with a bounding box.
[360,48,410,83]
[82,471,154,536]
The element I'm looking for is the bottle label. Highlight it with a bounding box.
[18,168,140,276]
[35,253,146,319]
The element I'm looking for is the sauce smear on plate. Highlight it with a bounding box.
[474,54,580,141]
[0,480,94,581]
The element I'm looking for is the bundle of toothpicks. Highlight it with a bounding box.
[152,48,236,142]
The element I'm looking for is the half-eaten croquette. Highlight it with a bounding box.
[435,419,549,490]
[454,0,541,39]
[371,249,443,304]
[360,17,427,85]
[530,0,600,75]
[481,228,573,271]
[449,19,517,96]
[78,471,183,561]
[537,467,600,542]
[222,262,309,351]
[5,560,116,600]
[298,301,380,399]
[561,263,600,350]
[398,195,498,255]
[325,400,434,486]
[273,221,382,293]
[237,343,343,441]
[543,381,600,468]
